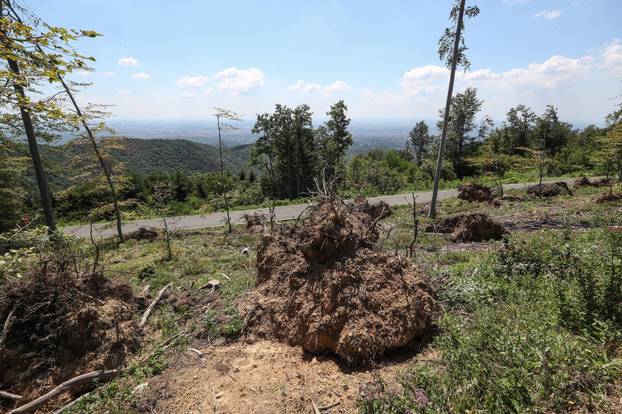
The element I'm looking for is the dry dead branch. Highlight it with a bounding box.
[8,370,120,414]
[0,390,23,401]
[140,283,172,327]
[0,306,16,346]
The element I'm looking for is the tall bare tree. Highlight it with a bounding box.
[214,107,241,233]
[429,0,479,218]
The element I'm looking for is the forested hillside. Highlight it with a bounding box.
[31,138,250,189]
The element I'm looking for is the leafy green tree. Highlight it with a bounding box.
[437,87,483,177]
[534,105,573,156]
[597,122,622,183]
[506,105,537,150]
[407,121,432,166]
[1,0,123,239]
[292,104,316,195]
[318,100,352,181]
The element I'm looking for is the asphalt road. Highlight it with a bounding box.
[62,178,577,239]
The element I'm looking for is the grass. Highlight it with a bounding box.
[360,221,622,413]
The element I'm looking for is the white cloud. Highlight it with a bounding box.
[131,72,151,80]
[287,79,351,94]
[213,67,264,93]
[602,39,622,72]
[400,54,591,98]
[177,75,209,87]
[534,9,562,20]
[102,71,117,77]
[117,57,140,67]
[75,70,91,76]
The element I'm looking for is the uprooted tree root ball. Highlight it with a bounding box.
[427,213,506,242]
[241,198,438,366]
[0,267,140,406]
[457,183,494,202]
[527,182,572,197]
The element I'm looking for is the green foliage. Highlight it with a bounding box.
[364,230,622,413]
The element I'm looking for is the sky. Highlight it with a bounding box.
[25,0,622,125]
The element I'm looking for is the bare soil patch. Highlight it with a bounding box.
[596,192,622,203]
[144,340,409,414]
[242,199,438,366]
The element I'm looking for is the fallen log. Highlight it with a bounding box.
[9,369,119,414]
[140,283,172,327]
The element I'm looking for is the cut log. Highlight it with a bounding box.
[9,370,119,414]
[140,283,172,327]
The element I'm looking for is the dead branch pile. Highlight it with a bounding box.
[242,198,438,366]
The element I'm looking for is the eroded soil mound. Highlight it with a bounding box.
[427,213,506,242]
[243,199,437,365]
[458,183,494,202]
[0,268,140,404]
[527,182,572,197]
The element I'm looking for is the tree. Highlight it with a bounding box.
[214,107,241,233]
[436,87,483,177]
[292,104,316,196]
[153,181,174,261]
[429,0,480,218]
[318,100,352,181]
[469,138,513,197]
[1,0,120,239]
[408,121,432,166]
[534,105,573,156]
[597,122,622,184]
[506,105,536,150]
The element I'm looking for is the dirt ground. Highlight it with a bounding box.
[146,340,409,414]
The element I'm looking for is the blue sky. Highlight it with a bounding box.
[27,0,622,124]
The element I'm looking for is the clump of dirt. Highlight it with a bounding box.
[458,183,494,202]
[527,182,572,197]
[242,199,437,366]
[427,213,506,242]
[574,176,592,187]
[596,192,622,203]
[129,226,159,241]
[0,266,140,405]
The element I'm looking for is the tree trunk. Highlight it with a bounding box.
[1,47,56,232]
[55,76,124,242]
[429,0,466,218]
[216,116,232,233]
